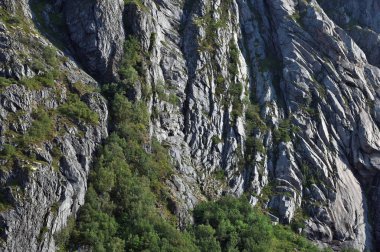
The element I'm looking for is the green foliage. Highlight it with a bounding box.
[290,12,301,23]
[71,81,95,96]
[43,46,58,67]
[23,109,54,144]
[168,93,180,105]
[148,32,157,54]
[0,7,32,33]
[341,248,360,252]
[273,119,298,143]
[152,80,179,105]
[119,36,142,86]
[20,72,56,89]
[194,1,231,52]
[291,208,307,232]
[70,121,196,251]
[246,104,267,132]
[58,94,99,124]
[0,77,14,88]
[215,75,226,97]
[71,35,328,252]
[244,104,267,161]
[212,170,226,181]
[228,41,240,77]
[70,186,124,252]
[299,162,319,188]
[55,217,76,252]
[212,135,222,145]
[37,226,49,243]
[192,197,321,252]
[71,55,196,250]
[0,144,16,159]
[227,41,243,120]
[117,36,152,98]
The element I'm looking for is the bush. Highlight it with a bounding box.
[43,46,58,67]
[192,197,273,252]
[70,85,195,251]
[192,197,322,252]
[70,34,326,252]
[58,94,99,124]
[23,109,54,144]
[0,144,16,158]
[71,81,95,95]
[273,119,299,143]
[20,71,57,89]
[71,130,197,251]
[0,77,14,88]
[119,36,142,85]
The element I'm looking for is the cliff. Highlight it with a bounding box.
[1,0,380,251]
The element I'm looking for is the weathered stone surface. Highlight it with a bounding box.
[64,0,125,81]
[3,0,380,251]
[0,2,108,251]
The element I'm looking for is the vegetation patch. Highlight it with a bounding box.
[58,94,99,125]
[22,109,55,144]
[273,118,299,143]
[192,196,325,252]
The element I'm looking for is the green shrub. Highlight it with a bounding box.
[0,144,16,158]
[119,36,142,86]
[0,77,14,88]
[192,197,321,252]
[124,0,146,10]
[70,72,197,251]
[43,46,58,67]
[55,217,76,252]
[20,72,55,89]
[72,81,95,95]
[68,33,332,252]
[31,58,45,72]
[273,119,299,143]
[71,129,196,252]
[212,135,222,145]
[23,109,54,144]
[119,65,139,85]
[58,94,99,124]
[212,170,225,181]
[168,93,180,105]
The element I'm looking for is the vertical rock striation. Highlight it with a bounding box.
[2,0,380,251]
[63,0,125,81]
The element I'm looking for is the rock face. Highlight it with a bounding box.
[2,0,380,251]
[125,0,380,250]
[63,0,125,81]
[0,86,107,252]
[0,1,108,251]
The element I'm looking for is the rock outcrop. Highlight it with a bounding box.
[63,0,125,81]
[0,1,108,251]
[124,0,380,250]
[2,0,380,251]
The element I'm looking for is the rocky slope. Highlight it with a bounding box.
[1,0,380,251]
[0,1,108,251]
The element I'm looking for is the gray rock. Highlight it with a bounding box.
[64,0,125,81]
[3,0,380,251]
